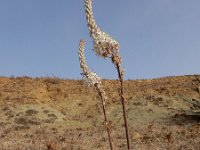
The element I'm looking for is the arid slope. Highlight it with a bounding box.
[0,75,200,149]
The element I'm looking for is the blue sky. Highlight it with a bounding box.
[0,0,199,79]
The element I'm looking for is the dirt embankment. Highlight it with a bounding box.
[0,75,200,149]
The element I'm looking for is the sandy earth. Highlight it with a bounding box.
[0,75,200,150]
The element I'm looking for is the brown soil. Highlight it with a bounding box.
[0,75,200,150]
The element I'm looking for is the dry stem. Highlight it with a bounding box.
[112,51,130,150]
[116,63,130,150]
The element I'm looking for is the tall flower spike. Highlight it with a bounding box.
[79,39,101,86]
[84,1,130,149]
[78,39,114,150]
[84,0,120,58]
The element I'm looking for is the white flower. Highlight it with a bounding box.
[84,71,101,87]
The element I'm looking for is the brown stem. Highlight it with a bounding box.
[116,64,130,150]
[95,84,114,150]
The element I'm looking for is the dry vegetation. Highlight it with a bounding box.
[0,75,200,149]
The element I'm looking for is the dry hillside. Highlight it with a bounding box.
[0,75,200,150]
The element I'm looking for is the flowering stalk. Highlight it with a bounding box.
[84,0,130,149]
[84,0,119,58]
[78,39,114,150]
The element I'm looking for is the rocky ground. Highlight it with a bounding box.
[0,75,200,150]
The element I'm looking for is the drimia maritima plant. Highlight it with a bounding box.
[78,0,130,149]
[78,40,114,149]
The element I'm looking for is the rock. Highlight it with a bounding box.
[132,132,142,140]
[197,86,200,94]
